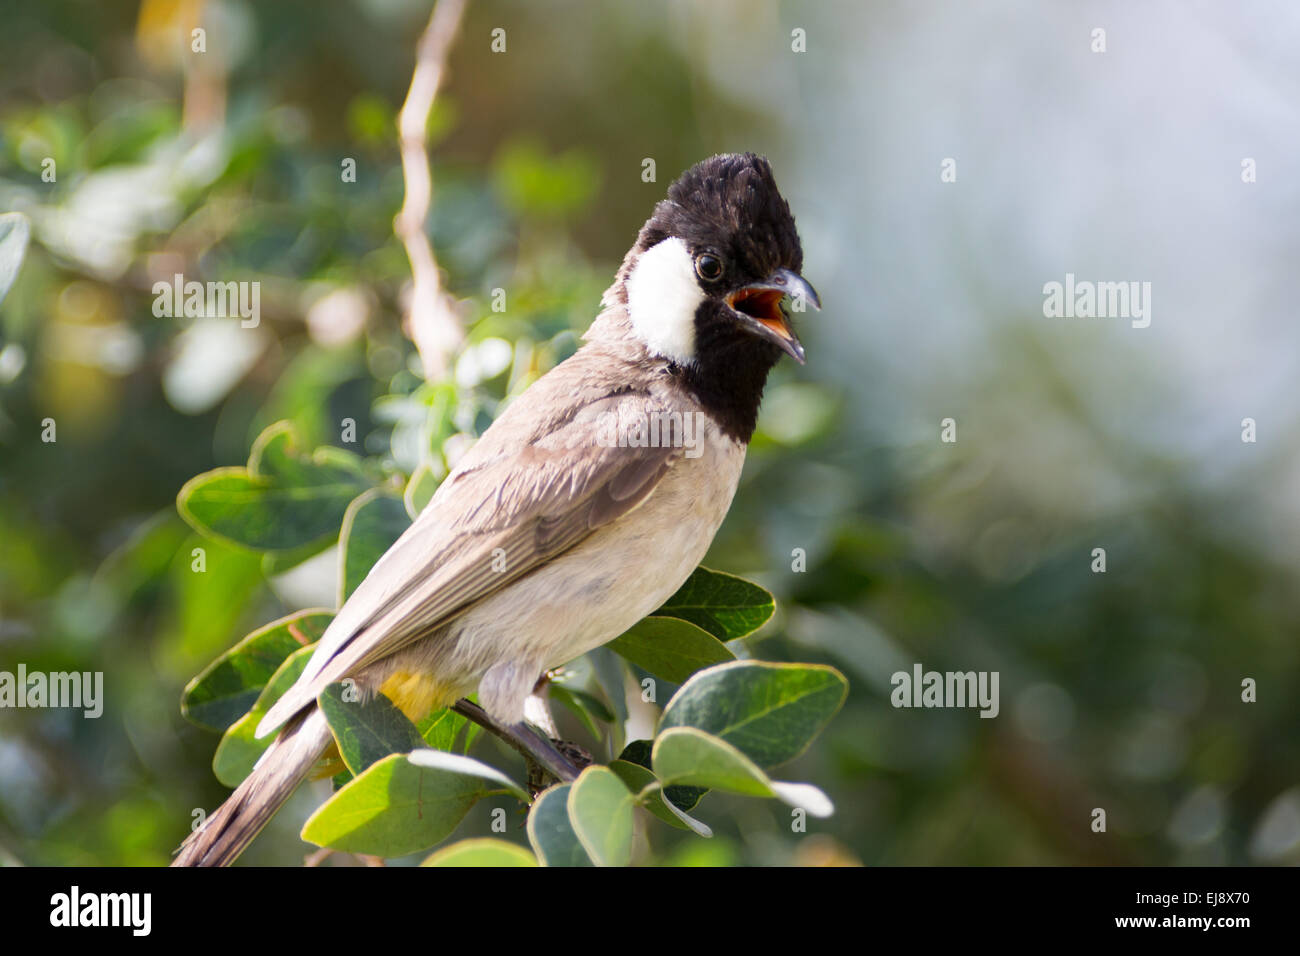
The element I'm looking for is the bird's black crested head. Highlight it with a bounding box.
[636,152,804,282]
[603,153,819,443]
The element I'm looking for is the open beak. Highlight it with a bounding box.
[724,268,820,364]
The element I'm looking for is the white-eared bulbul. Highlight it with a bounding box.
[174,152,819,866]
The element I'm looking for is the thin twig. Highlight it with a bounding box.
[395,0,469,380]
[452,698,582,784]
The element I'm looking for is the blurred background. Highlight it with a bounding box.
[1,0,1298,866]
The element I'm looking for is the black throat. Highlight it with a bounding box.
[673,307,782,444]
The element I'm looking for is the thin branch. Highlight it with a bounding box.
[452,698,582,784]
[395,0,469,380]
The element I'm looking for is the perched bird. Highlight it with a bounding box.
[173,152,819,866]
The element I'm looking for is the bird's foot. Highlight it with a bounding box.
[554,739,594,770]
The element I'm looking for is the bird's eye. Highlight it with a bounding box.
[694,253,724,281]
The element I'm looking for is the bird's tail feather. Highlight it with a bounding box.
[172,707,331,867]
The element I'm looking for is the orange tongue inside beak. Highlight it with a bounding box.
[729,288,794,340]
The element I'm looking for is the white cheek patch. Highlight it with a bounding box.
[624,236,703,363]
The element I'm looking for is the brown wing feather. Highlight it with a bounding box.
[310,438,676,681]
[257,362,682,736]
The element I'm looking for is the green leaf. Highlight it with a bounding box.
[260,538,333,576]
[607,758,656,798]
[212,645,316,787]
[169,535,266,665]
[617,739,705,814]
[608,759,711,836]
[765,781,835,818]
[652,726,774,797]
[658,660,848,769]
[655,789,716,836]
[301,751,516,858]
[407,749,531,803]
[318,683,426,775]
[655,567,776,641]
[417,707,474,753]
[177,421,371,552]
[652,727,834,818]
[607,617,735,684]
[526,784,591,867]
[549,683,614,738]
[0,212,31,307]
[588,648,631,749]
[338,489,411,602]
[182,610,333,731]
[420,838,537,867]
[566,766,635,867]
[252,425,364,483]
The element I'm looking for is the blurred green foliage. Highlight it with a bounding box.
[1,0,1297,868]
